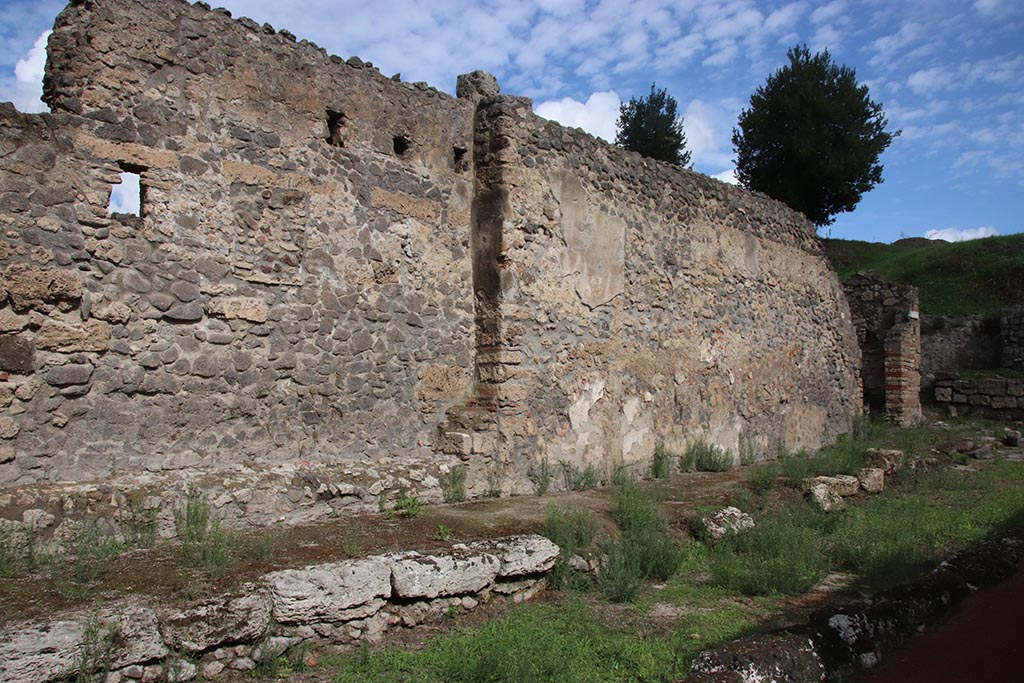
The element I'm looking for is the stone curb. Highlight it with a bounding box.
[0,534,558,683]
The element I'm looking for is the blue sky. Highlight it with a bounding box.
[2,0,1022,243]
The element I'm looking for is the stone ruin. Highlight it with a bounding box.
[0,0,862,532]
[843,272,921,426]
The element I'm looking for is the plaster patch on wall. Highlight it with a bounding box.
[551,170,624,309]
[568,378,605,431]
[620,394,653,461]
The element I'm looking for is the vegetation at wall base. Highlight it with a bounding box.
[822,233,1024,316]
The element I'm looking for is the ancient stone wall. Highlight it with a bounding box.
[1002,306,1024,369]
[934,377,1024,420]
[0,0,860,528]
[919,314,1002,390]
[843,272,920,425]
[438,95,860,486]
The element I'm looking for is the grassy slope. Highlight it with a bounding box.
[822,234,1024,316]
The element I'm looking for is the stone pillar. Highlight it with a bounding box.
[884,320,922,426]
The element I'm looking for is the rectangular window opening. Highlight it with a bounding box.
[327,109,346,147]
[108,162,146,217]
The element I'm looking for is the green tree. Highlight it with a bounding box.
[732,45,898,226]
[615,83,691,167]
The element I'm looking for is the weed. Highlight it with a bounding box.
[341,525,366,557]
[779,449,814,488]
[394,488,423,518]
[75,614,115,683]
[49,521,123,599]
[435,524,453,542]
[651,444,674,479]
[709,517,828,595]
[739,431,760,466]
[561,460,600,491]
[608,481,682,586]
[174,486,234,577]
[543,505,599,552]
[533,457,552,496]
[684,441,734,472]
[241,530,278,561]
[441,465,467,504]
[0,525,24,577]
[596,537,644,602]
[536,458,552,497]
[484,466,503,498]
[543,504,598,590]
[611,464,635,487]
[254,640,309,679]
[746,462,779,495]
[119,499,158,548]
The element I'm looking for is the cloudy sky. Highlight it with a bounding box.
[2,0,1022,243]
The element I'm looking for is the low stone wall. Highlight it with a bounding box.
[1003,306,1024,370]
[934,376,1024,420]
[919,314,1002,390]
[0,535,559,683]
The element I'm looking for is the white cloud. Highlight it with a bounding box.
[906,66,952,94]
[712,168,738,184]
[924,226,998,242]
[810,0,845,25]
[682,99,734,169]
[6,29,50,113]
[534,91,621,143]
[109,172,141,215]
[765,3,806,33]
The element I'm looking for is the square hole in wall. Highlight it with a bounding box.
[107,163,146,216]
[326,109,345,147]
[392,134,411,156]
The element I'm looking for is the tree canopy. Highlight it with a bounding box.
[732,45,898,226]
[615,83,691,167]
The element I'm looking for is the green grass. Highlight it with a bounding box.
[709,516,829,596]
[330,598,744,683]
[822,234,1024,316]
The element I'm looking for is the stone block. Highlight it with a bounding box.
[44,362,94,386]
[264,557,392,624]
[470,535,560,577]
[206,297,268,323]
[0,334,35,372]
[3,263,81,311]
[159,586,271,653]
[858,467,884,494]
[387,550,500,599]
[35,319,111,352]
